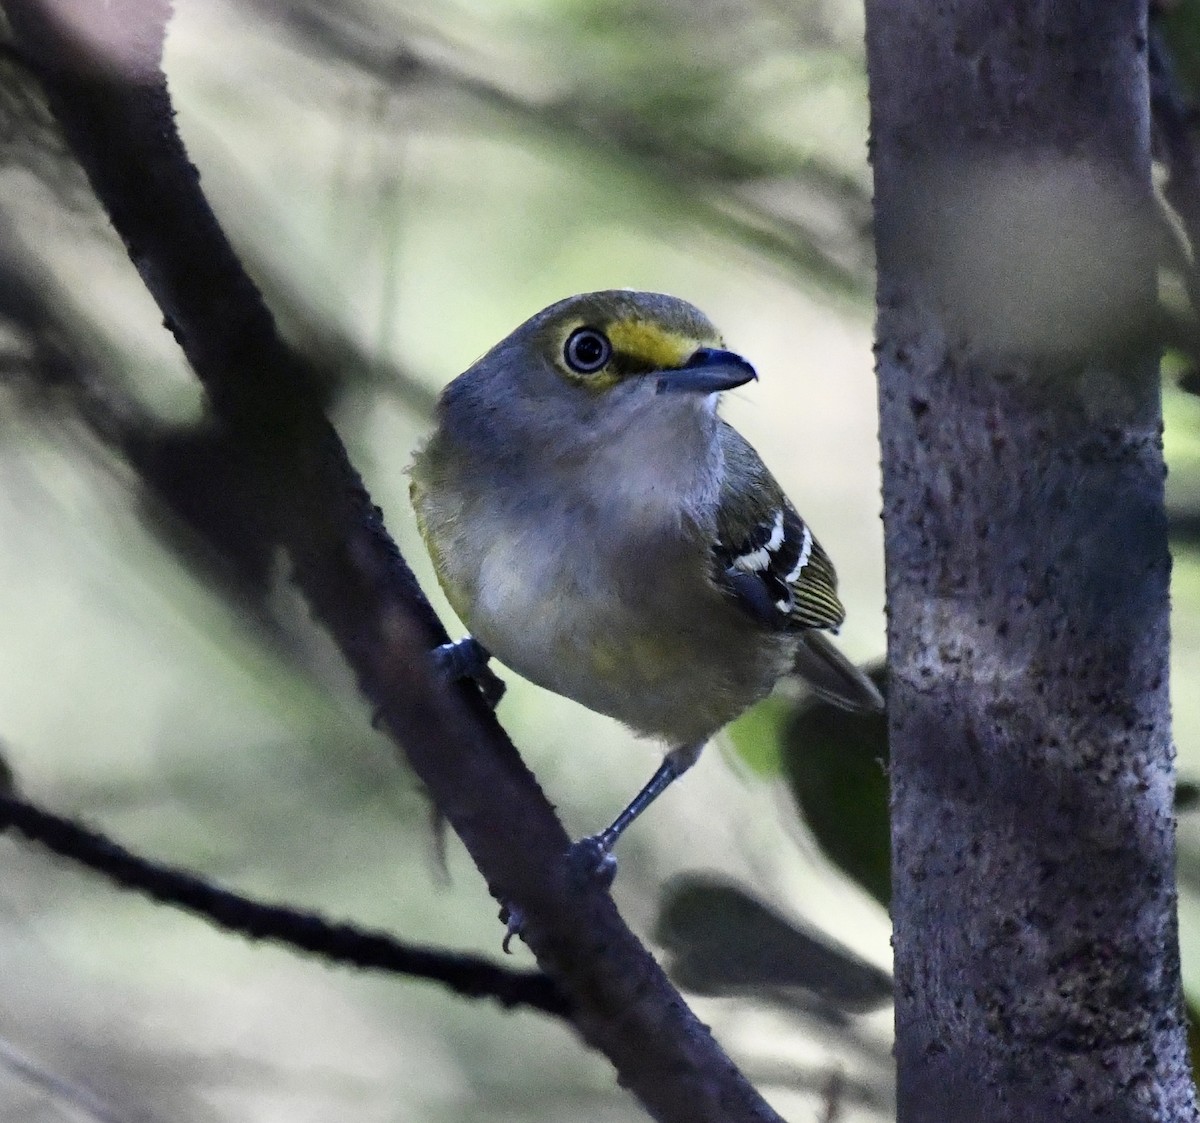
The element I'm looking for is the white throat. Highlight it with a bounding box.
[578,392,721,522]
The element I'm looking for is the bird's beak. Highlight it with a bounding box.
[655,348,757,395]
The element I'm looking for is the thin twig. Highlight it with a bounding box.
[0,792,569,1015]
[0,1036,131,1123]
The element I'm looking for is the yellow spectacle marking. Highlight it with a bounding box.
[606,319,719,370]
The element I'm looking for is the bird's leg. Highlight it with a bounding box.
[430,637,506,708]
[502,741,705,950]
[567,740,706,885]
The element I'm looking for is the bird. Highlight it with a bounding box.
[409,290,883,879]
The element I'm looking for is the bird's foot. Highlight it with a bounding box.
[497,837,615,953]
[565,833,619,890]
[431,637,506,708]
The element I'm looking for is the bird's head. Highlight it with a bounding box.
[439,291,757,464]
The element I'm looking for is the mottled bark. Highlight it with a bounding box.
[865,3,1197,1120]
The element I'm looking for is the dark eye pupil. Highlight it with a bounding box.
[565,328,611,372]
[575,336,603,364]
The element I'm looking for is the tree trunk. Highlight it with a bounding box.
[865,3,1199,1120]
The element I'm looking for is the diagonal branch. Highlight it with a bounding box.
[0,1,784,1119]
[0,791,569,1015]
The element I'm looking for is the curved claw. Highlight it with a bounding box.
[500,904,525,954]
[475,666,507,709]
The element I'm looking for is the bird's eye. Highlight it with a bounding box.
[563,327,612,374]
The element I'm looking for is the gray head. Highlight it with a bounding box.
[437,290,756,471]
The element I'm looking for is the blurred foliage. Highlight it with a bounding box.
[1158,17,1200,995]
[725,693,791,776]
[725,668,891,910]
[781,669,890,909]
[654,873,893,1116]
[657,873,890,1014]
[1160,1,1200,99]
[247,0,874,296]
[1157,3,1200,411]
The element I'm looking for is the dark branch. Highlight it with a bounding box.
[0,0,783,1118]
[0,791,569,1016]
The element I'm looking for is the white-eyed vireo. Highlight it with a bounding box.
[410,290,882,877]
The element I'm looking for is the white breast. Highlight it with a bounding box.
[467,496,648,685]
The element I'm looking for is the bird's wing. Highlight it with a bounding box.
[712,423,845,632]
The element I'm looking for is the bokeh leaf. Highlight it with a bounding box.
[655,873,891,1015]
[781,665,890,908]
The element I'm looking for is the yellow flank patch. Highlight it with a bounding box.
[588,630,676,685]
[607,319,715,371]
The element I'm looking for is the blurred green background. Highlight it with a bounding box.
[2,0,1199,1120]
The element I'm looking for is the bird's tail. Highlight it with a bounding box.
[791,631,884,713]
